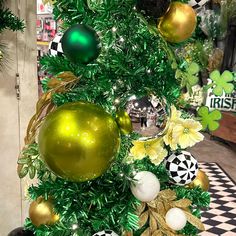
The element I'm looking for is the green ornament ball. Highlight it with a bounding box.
[38,102,120,182]
[62,24,101,64]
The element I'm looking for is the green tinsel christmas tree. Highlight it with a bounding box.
[17,0,212,235]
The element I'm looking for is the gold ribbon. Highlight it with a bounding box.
[17,72,79,175]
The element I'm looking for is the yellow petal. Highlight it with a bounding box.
[189,131,204,143]
[130,142,146,158]
[178,134,192,149]
[170,105,182,121]
[147,148,158,159]
[184,119,202,131]
[172,124,185,139]
[169,142,178,150]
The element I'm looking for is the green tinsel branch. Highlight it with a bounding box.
[0,8,25,32]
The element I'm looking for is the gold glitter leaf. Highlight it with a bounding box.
[141,227,150,236]
[156,201,165,216]
[137,202,146,215]
[159,189,176,200]
[184,211,205,231]
[152,230,163,236]
[147,200,156,208]
[149,214,158,232]
[172,199,192,208]
[151,212,170,231]
[139,210,149,228]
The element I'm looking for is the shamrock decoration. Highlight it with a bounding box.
[175,62,200,94]
[197,106,222,132]
[208,70,234,96]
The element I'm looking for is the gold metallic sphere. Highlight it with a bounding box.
[188,170,210,191]
[116,109,133,135]
[158,2,197,43]
[29,197,59,227]
[38,102,120,182]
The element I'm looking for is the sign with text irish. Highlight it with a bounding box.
[205,88,236,112]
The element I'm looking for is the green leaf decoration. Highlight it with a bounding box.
[209,70,234,96]
[188,75,199,86]
[187,62,200,75]
[17,157,31,165]
[19,166,29,178]
[175,62,200,95]
[197,106,222,131]
[29,166,36,179]
[186,62,200,87]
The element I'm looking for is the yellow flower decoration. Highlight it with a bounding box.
[130,138,168,165]
[172,119,204,149]
[163,123,178,150]
[163,105,204,150]
[170,105,182,121]
[162,105,181,137]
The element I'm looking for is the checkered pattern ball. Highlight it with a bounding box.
[92,230,118,236]
[188,0,209,9]
[165,151,198,186]
[48,34,64,57]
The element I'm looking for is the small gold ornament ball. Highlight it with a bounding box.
[188,169,210,191]
[38,101,120,182]
[29,197,59,227]
[116,109,133,135]
[158,2,197,43]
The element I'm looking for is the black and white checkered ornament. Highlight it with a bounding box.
[188,0,209,9]
[48,33,63,57]
[92,230,118,236]
[165,151,198,186]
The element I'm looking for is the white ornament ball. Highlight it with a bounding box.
[92,230,118,236]
[188,0,209,9]
[165,208,187,231]
[48,33,64,57]
[165,151,198,186]
[131,171,160,202]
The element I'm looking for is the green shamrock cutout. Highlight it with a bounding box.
[209,70,234,96]
[186,62,200,86]
[197,106,222,131]
[176,62,200,94]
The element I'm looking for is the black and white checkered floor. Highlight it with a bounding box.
[199,163,236,236]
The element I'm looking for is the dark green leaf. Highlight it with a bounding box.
[19,166,29,178]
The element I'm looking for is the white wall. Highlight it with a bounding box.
[0,0,38,234]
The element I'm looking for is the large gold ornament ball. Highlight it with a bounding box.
[158,2,197,43]
[188,169,210,191]
[29,197,59,227]
[116,109,133,135]
[38,102,120,182]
